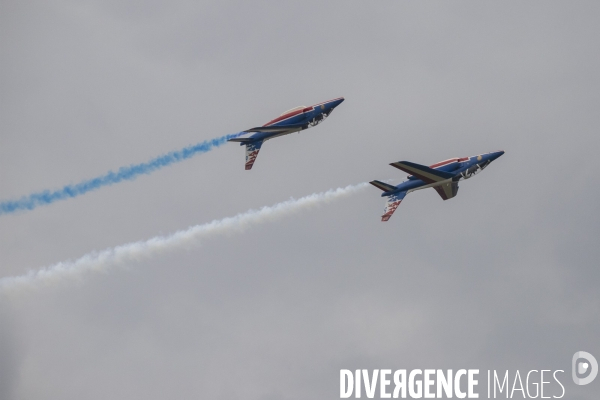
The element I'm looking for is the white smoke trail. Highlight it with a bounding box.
[0,183,367,292]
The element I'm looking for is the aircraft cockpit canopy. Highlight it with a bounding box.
[280,106,306,116]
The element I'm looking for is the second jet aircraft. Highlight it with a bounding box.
[370,151,505,221]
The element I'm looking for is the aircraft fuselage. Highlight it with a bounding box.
[247,97,345,142]
[381,151,505,197]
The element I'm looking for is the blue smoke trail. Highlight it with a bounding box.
[1,132,243,215]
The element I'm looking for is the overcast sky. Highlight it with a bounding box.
[1,1,599,399]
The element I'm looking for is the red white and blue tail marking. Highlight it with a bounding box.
[381,191,407,222]
[245,141,263,170]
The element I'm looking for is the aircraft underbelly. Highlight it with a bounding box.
[407,179,452,194]
[263,128,303,141]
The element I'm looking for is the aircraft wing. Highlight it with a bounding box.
[228,137,255,145]
[390,161,454,184]
[381,191,407,222]
[244,123,306,133]
[433,181,459,200]
[369,180,397,192]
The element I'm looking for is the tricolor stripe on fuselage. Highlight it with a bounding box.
[263,108,307,127]
[262,97,344,127]
[311,96,344,108]
[429,157,469,169]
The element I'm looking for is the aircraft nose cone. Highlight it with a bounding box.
[330,97,345,108]
[490,150,505,161]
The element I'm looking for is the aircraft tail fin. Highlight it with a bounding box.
[245,140,264,170]
[381,191,407,222]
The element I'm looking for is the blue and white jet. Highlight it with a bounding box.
[228,97,344,170]
[370,151,505,221]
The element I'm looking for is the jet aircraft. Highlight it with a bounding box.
[370,151,505,221]
[228,97,344,170]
